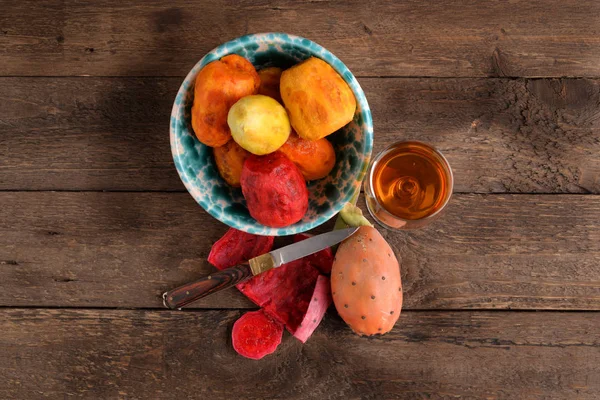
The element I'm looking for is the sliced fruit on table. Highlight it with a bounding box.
[237,258,319,334]
[207,228,274,270]
[209,229,333,341]
[293,275,332,343]
[232,309,284,360]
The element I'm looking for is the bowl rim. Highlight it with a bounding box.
[170,32,373,236]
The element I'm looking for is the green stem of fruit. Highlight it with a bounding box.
[339,202,373,229]
[333,191,359,231]
[332,190,373,252]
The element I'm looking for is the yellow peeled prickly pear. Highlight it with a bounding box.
[227,95,291,155]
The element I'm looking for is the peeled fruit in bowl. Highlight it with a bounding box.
[257,67,283,103]
[279,131,336,181]
[280,57,356,141]
[213,140,250,187]
[191,54,260,147]
[228,95,291,155]
[241,151,308,227]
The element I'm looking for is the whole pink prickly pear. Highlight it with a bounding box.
[331,226,402,336]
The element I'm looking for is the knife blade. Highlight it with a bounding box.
[162,227,359,309]
[270,227,358,267]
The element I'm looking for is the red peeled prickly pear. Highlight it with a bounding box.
[232,310,284,360]
[331,226,402,336]
[207,228,274,270]
[240,151,308,227]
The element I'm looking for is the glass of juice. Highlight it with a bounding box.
[364,141,453,230]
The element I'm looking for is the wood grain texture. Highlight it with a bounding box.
[2,1,598,396]
[1,0,600,78]
[1,192,598,310]
[2,77,599,192]
[0,78,180,191]
[0,309,598,399]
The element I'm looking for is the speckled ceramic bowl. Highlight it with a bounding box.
[170,33,373,236]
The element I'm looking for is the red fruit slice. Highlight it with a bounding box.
[232,310,284,360]
[207,228,274,270]
[293,233,334,274]
[237,259,319,333]
[293,275,332,343]
[208,229,328,340]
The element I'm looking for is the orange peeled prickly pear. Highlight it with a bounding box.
[240,151,308,228]
[257,67,283,103]
[331,226,402,336]
[191,54,260,147]
[280,57,356,141]
[213,140,250,187]
[279,131,336,181]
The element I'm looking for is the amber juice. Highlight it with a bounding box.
[364,141,453,229]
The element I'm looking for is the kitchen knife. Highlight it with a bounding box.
[162,227,359,309]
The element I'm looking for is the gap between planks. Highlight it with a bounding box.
[0,306,598,314]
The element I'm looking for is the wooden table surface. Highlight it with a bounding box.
[1,1,599,399]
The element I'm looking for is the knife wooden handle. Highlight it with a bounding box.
[162,263,253,309]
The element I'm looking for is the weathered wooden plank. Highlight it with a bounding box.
[2,77,599,192]
[369,78,600,194]
[2,0,600,78]
[1,192,598,310]
[0,309,598,399]
[0,77,181,191]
